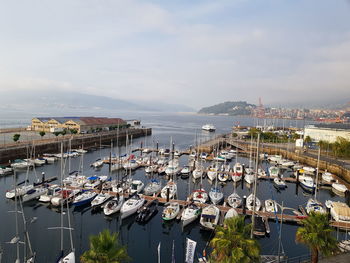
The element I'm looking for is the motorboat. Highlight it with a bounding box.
[0,166,13,176]
[91,192,112,208]
[162,202,180,221]
[165,160,181,176]
[200,205,220,230]
[63,174,87,188]
[39,184,61,202]
[181,203,201,227]
[273,177,286,189]
[143,179,162,196]
[59,251,75,263]
[22,187,48,202]
[268,166,279,177]
[209,187,224,205]
[327,201,350,222]
[224,208,238,220]
[233,163,243,179]
[219,151,232,161]
[72,191,97,207]
[268,155,282,163]
[227,192,242,208]
[265,199,278,213]
[302,166,316,175]
[299,176,316,191]
[246,193,261,211]
[130,180,145,194]
[202,124,216,132]
[103,195,124,216]
[84,175,108,189]
[10,159,33,170]
[120,194,145,219]
[6,184,34,199]
[192,189,208,203]
[306,198,326,214]
[160,180,177,199]
[135,200,158,223]
[332,182,348,193]
[253,216,266,237]
[322,172,334,183]
[91,159,104,168]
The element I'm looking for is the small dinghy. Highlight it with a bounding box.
[103,195,124,216]
[181,202,201,227]
[322,172,333,183]
[332,181,348,193]
[162,202,180,221]
[200,205,220,230]
[227,192,242,208]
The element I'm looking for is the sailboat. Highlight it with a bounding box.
[162,202,180,221]
[104,194,124,216]
[120,193,145,219]
[227,192,242,208]
[144,179,162,196]
[305,148,325,214]
[49,143,75,263]
[181,203,201,227]
[160,180,177,199]
[91,192,112,208]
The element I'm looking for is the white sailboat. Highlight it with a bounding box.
[104,195,124,216]
[91,192,112,208]
[160,180,177,199]
[181,203,201,227]
[162,202,180,221]
[227,192,242,208]
[120,194,145,219]
[265,199,278,213]
[246,193,261,211]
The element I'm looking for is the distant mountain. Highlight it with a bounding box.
[198,101,256,115]
[0,90,194,115]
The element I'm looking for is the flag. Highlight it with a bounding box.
[185,238,197,263]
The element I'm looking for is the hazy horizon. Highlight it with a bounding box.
[1,0,350,109]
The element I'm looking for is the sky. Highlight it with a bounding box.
[0,0,350,109]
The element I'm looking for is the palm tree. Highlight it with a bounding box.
[80,229,130,263]
[210,216,260,263]
[296,212,338,263]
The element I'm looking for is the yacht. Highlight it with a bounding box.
[202,124,216,132]
[120,194,145,219]
[72,191,97,207]
[200,205,220,230]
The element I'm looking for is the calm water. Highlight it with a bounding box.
[0,113,347,262]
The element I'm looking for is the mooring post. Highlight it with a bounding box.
[242,195,246,215]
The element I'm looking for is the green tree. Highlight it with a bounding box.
[53,131,60,137]
[39,131,46,137]
[304,136,312,144]
[296,212,338,263]
[80,229,130,263]
[61,129,67,136]
[70,129,78,134]
[210,216,260,263]
[13,133,21,142]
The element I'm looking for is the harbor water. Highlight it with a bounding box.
[0,113,348,262]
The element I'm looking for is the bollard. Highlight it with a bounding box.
[41,172,45,183]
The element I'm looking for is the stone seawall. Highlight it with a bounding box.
[0,128,151,164]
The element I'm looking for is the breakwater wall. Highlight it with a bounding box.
[0,128,151,164]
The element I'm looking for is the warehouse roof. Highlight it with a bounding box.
[34,117,126,126]
[306,123,350,130]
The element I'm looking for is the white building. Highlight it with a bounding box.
[304,124,350,143]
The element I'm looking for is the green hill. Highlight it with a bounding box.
[198,101,255,115]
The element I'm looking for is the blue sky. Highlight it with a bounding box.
[0,0,350,108]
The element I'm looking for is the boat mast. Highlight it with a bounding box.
[251,133,260,238]
[14,171,20,263]
[314,147,321,200]
[60,143,64,254]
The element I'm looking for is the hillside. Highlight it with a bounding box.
[198,101,255,115]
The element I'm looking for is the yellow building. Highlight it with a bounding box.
[31,117,126,133]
